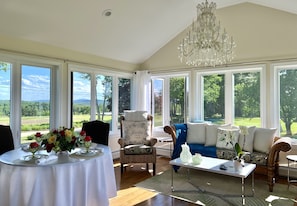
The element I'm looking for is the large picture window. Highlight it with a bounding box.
[151,74,189,127]
[21,65,51,143]
[234,72,261,127]
[70,66,132,133]
[199,67,262,126]
[276,65,297,138]
[0,62,11,125]
[203,74,225,124]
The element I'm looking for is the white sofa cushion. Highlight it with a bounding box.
[205,124,230,146]
[187,122,206,144]
[253,128,277,153]
[238,126,256,153]
[204,124,219,146]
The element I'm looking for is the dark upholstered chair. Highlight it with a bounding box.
[0,125,14,155]
[82,120,110,146]
[118,112,157,175]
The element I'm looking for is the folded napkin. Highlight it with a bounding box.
[35,155,58,165]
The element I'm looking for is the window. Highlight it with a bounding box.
[118,77,131,128]
[151,74,189,127]
[170,77,187,124]
[95,74,112,126]
[70,65,132,133]
[152,79,163,127]
[276,65,297,138]
[234,72,261,127]
[72,72,91,128]
[0,62,11,125]
[203,74,225,124]
[198,66,262,126]
[21,65,51,143]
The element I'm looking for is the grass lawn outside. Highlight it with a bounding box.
[1,115,297,143]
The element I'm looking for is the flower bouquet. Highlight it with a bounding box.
[36,127,78,153]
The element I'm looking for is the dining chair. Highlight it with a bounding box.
[118,111,157,175]
[82,120,110,145]
[0,125,14,155]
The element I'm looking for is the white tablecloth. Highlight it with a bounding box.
[0,145,117,206]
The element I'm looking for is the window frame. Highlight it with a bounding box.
[68,64,133,135]
[272,61,297,136]
[0,52,62,147]
[194,65,266,126]
[151,71,190,129]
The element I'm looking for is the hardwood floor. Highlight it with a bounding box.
[109,156,197,205]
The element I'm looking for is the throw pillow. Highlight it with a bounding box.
[205,124,231,146]
[216,128,240,149]
[238,126,256,153]
[186,122,206,144]
[124,111,148,121]
[204,124,219,146]
[123,120,150,145]
[253,128,277,154]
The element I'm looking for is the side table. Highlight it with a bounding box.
[156,137,173,156]
[287,155,297,188]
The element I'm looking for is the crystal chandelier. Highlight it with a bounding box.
[178,0,236,67]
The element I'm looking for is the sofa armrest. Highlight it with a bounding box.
[164,125,177,146]
[267,137,292,192]
[118,138,125,148]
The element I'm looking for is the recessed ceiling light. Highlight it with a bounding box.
[102,9,112,17]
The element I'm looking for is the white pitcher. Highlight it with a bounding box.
[180,143,192,163]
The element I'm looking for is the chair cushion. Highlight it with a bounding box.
[123,120,150,144]
[124,144,153,155]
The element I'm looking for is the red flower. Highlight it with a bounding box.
[80,130,86,136]
[84,136,92,142]
[35,132,42,138]
[60,130,65,136]
[30,142,39,148]
[46,143,54,152]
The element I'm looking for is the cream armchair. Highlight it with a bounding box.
[118,111,157,175]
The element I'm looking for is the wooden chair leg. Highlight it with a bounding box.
[121,164,123,174]
[153,163,156,176]
[146,163,149,171]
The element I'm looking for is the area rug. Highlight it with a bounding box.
[135,168,297,206]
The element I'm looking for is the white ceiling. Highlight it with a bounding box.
[0,0,296,64]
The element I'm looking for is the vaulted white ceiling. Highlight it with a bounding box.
[0,0,296,64]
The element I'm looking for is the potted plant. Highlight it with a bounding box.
[233,142,249,171]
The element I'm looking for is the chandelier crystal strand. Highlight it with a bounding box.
[178,0,236,67]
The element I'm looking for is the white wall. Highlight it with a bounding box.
[141,3,297,71]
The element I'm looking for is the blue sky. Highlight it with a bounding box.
[0,65,104,101]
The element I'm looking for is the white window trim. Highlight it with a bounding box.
[195,65,265,126]
[271,61,297,136]
[68,63,133,135]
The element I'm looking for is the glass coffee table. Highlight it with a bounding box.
[169,156,256,205]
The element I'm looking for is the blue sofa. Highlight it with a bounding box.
[164,123,292,192]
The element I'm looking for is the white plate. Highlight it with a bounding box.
[20,154,48,161]
[75,149,101,157]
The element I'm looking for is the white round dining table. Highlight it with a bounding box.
[0,144,117,206]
